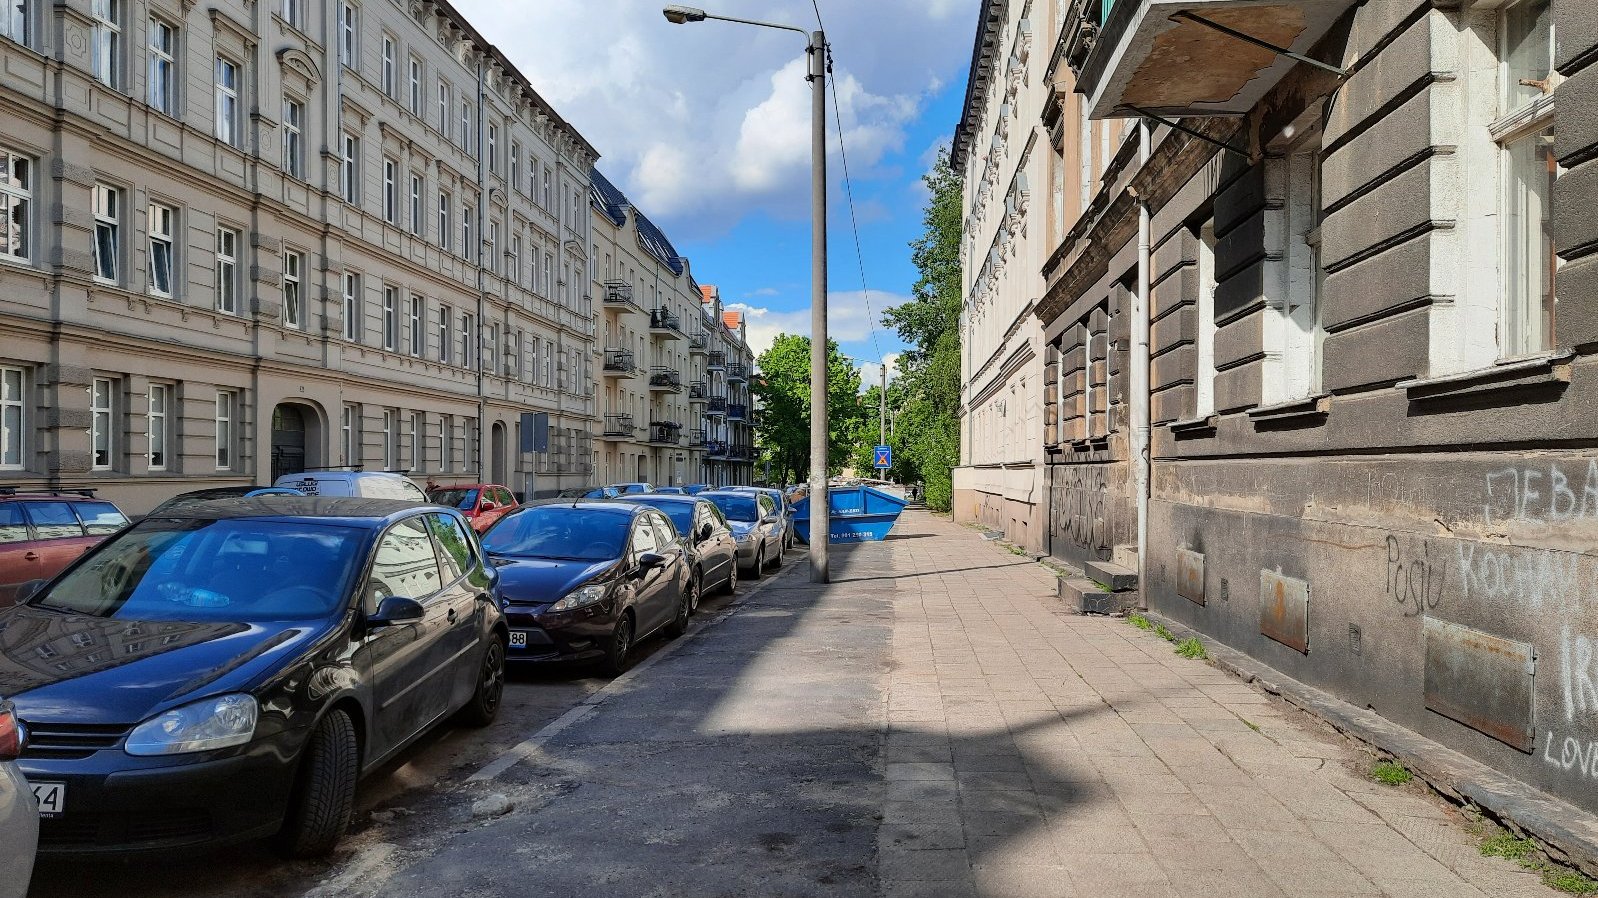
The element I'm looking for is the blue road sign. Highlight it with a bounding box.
[874,445,892,469]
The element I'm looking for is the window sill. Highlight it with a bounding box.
[1168,415,1217,437]
[1247,394,1330,425]
[1399,352,1573,403]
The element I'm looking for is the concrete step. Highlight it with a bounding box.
[1083,560,1139,591]
[1059,578,1134,616]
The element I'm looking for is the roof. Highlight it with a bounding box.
[589,169,685,275]
[951,0,1007,170]
[590,169,629,228]
[144,497,431,526]
[722,311,742,332]
[634,210,684,275]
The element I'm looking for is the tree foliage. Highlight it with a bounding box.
[753,334,864,485]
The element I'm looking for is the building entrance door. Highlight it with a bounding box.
[271,404,308,483]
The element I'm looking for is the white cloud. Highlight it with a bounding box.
[729,291,908,357]
[742,287,780,299]
[858,353,901,391]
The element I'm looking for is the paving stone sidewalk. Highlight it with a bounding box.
[354,511,1563,898]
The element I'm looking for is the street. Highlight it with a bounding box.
[28,512,1567,898]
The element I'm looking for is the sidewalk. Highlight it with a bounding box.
[348,511,1564,898]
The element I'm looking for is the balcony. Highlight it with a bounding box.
[688,332,709,354]
[729,444,754,461]
[707,351,726,371]
[648,308,683,340]
[727,403,748,423]
[706,396,727,417]
[725,363,748,384]
[687,429,708,448]
[602,349,640,379]
[705,439,729,459]
[602,281,642,315]
[647,422,682,446]
[688,381,708,402]
[1069,0,1355,120]
[648,367,683,393]
[601,414,636,440]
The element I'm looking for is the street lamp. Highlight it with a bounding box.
[664,5,831,583]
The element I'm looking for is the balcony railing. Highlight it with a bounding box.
[602,414,635,438]
[706,396,727,416]
[688,332,708,353]
[725,363,748,383]
[647,422,682,445]
[729,444,754,461]
[602,349,639,378]
[705,439,729,458]
[688,429,708,448]
[649,308,683,339]
[688,381,707,401]
[727,403,748,422]
[707,351,726,371]
[602,281,641,312]
[648,367,682,392]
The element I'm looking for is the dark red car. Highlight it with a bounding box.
[0,489,129,606]
[427,483,520,534]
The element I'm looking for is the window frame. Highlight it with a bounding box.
[283,249,303,329]
[338,2,357,68]
[1,0,27,45]
[380,33,396,97]
[92,182,120,285]
[282,96,305,179]
[409,411,424,472]
[382,284,399,351]
[0,366,24,470]
[342,271,361,341]
[91,0,122,90]
[214,390,235,470]
[381,408,396,470]
[214,225,239,314]
[340,132,360,205]
[146,381,169,471]
[408,294,423,356]
[214,56,240,147]
[409,172,423,236]
[408,55,422,116]
[382,156,398,224]
[90,376,115,471]
[0,148,33,265]
[147,17,176,114]
[147,202,175,297]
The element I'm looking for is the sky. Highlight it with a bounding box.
[450,0,980,388]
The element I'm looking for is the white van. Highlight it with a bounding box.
[272,471,429,501]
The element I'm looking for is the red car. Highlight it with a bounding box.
[0,489,129,606]
[427,483,520,533]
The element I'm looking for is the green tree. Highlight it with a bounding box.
[753,334,864,484]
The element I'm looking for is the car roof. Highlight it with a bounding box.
[511,500,645,515]
[140,496,435,527]
[428,483,503,490]
[623,494,699,505]
[288,471,411,481]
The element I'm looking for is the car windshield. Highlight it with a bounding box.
[430,488,478,510]
[637,500,694,534]
[618,484,649,495]
[33,518,365,622]
[481,507,630,561]
[705,494,759,523]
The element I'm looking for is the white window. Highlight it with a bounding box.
[408,295,423,356]
[460,312,474,368]
[487,221,498,273]
[281,0,301,29]
[342,271,360,341]
[215,57,239,146]
[340,132,360,204]
[215,391,234,469]
[147,202,174,296]
[147,18,175,114]
[283,249,303,329]
[1276,133,1323,401]
[381,35,395,96]
[409,173,423,235]
[90,377,115,470]
[409,411,424,471]
[542,168,551,209]
[437,79,449,133]
[282,98,304,179]
[510,142,520,192]
[1195,220,1218,418]
[91,0,121,89]
[542,253,553,298]
[485,322,498,374]
[459,100,471,149]
[147,382,168,470]
[408,55,422,115]
[382,157,398,224]
[382,285,398,351]
[214,226,238,314]
[338,3,357,68]
[486,123,497,172]
[437,191,450,250]
[441,416,454,472]
[92,183,119,284]
[1497,0,1558,358]
[381,408,395,470]
[1,0,26,44]
[341,404,357,464]
[462,203,473,259]
[509,329,522,377]
[0,366,23,469]
[438,304,452,363]
[509,235,520,285]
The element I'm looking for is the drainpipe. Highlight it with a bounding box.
[475,58,487,484]
[1133,120,1152,604]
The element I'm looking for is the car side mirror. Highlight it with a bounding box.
[761,515,778,525]
[480,501,497,512]
[697,522,713,541]
[13,580,44,603]
[369,595,426,627]
[637,552,667,571]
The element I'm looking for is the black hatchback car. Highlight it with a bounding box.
[621,495,739,605]
[0,498,506,858]
[484,502,691,675]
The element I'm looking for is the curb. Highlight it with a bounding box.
[1142,610,1598,879]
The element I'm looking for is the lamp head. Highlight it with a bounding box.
[662,5,707,24]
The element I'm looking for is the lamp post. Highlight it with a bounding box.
[663,5,830,583]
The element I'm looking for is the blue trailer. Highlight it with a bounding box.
[791,484,909,543]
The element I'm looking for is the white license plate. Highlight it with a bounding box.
[31,782,65,817]
[508,631,528,648]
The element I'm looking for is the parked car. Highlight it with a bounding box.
[623,495,739,605]
[428,483,520,533]
[273,470,428,501]
[682,484,713,496]
[557,486,621,500]
[145,486,304,518]
[0,489,129,607]
[652,486,686,495]
[0,701,37,897]
[607,482,655,496]
[700,491,784,578]
[483,502,691,675]
[2,497,507,857]
[728,486,795,552]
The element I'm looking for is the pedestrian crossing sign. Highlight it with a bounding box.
[874,445,892,469]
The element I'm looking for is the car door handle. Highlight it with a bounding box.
[447,607,457,624]
[23,552,38,561]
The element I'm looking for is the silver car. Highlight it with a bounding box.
[700,491,784,577]
[0,702,37,898]
[726,487,793,552]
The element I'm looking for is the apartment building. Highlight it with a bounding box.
[0,0,599,512]
[696,285,757,487]
[952,0,1131,555]
[1013,0,1598,817]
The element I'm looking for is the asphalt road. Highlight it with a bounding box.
[24,566,762,898]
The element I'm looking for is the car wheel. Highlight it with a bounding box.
[273,708,358,859]
[602,612,635,677]
[688,570,702,613]
[666,580,694,639]
[723,560,739,595]
[749,548,764,581]
[454,638,505,728]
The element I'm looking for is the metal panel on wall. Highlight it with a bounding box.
[1423,618,1536,753]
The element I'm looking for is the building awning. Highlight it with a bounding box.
[1078,0,1355,120]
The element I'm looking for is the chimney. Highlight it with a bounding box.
[700,284,721,323]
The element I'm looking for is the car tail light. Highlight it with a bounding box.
[0,704,23,761]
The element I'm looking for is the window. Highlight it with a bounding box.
[409,172,423,235]
[338,3,356,67]
[147,18,175,114]
[509,235,520,285]
[460,312,474,368]
[0,149,31,263]
[342,272,360,341]
[281,0,301,29]
[1195,220,1218,418]
[214,57,239,146]
[341,405,357,464]
[542,253,553,298]
[147,382,168,470]
[381,408,395,470]
[90,377,115,470]
[487,221,498,273]
[147,202,174,296]
[408,295,423,356]
[92,183,119,284]
[408,55,422,115]
[91,0,120,89]
[487,124,497,172]
[382,157,398,224]
[466,418,478,471]
[442,415,454,471]
[1277,133,1323,401]
[509,329,522,378]
[409,411,424,471]
[460,100,472,150]
[0,366,23,469]
[485,322,498,374]
[437,190,450,250]
[382,285,398,351]
[437,79,449,133]
[215,391,234,469]
[2,0,25,44]
[542,168,551,209]
[510,142,520,192]
[283,249,303,328]
[462,202,473,259]
[381,35,395,96]
[282,98,304,179]
[438,305,452,363]
[428,513,473,578]
[214,226,238,314]
[340,132,360,204]
[1497,0,1557,358]
[370,518,439,607]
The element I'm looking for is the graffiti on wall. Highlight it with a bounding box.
[1544,628,1598,777]
[1050,465,1112,561]
[1385,536,1446,617]
[1483,462,1598,526]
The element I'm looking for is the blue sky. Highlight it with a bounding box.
[450,0,980,387]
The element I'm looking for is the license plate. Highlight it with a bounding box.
[508,631,528,649]
[31,782,65,817]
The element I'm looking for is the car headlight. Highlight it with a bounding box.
[125,693,258,756]
[548,584,607,613]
